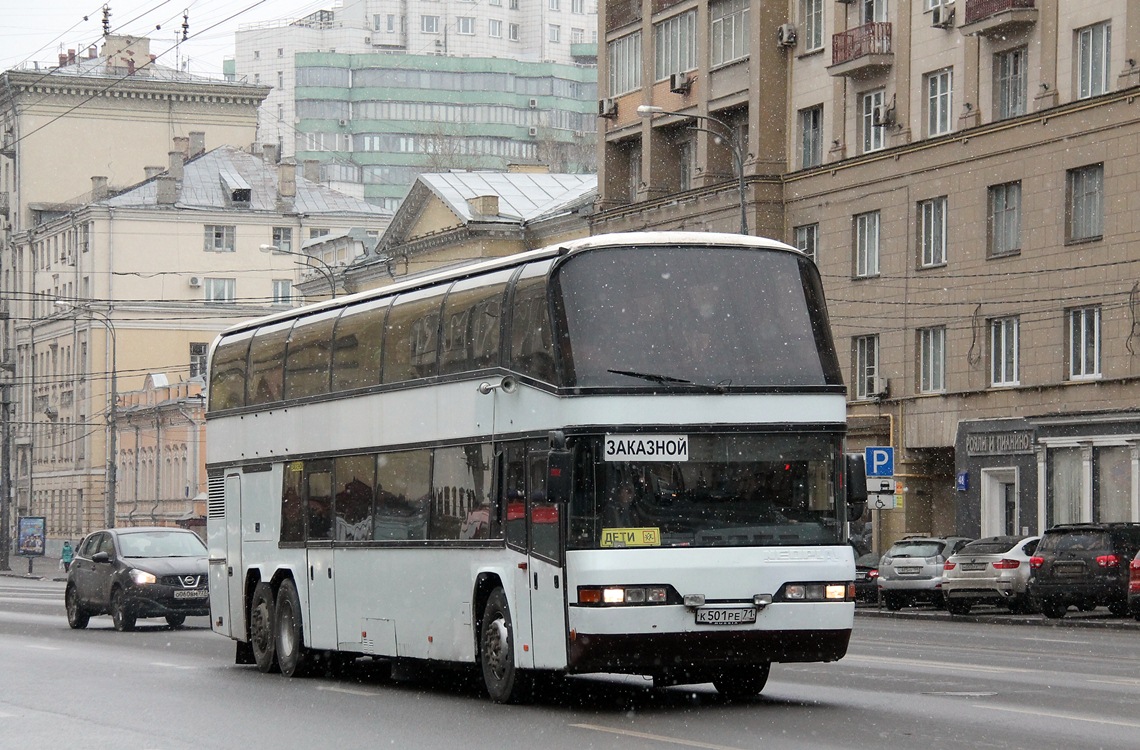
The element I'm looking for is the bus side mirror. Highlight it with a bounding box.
[547,449,573,504]
[845,453,868,520]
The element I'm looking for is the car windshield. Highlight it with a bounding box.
[1037,531,1110,553]
[118,531,207,558]
[887,541,944,558]
[856,553,880,567]
[960,537,1022,555]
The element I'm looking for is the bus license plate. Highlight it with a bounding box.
[174,589,208,599]
[695,607,756,625]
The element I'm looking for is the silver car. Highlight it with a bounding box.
[877,536,973,610]
[942,535,1040,615]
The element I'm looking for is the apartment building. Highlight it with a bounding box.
[228,0,600,209]
[594,0,1140,548]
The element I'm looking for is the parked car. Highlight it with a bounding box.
[877,535,973,610]
[854,552,880,603]
[1130,550,1140,621]
[1028,523,1140,618]
[65,527,209,631]
[941,535,1040,615]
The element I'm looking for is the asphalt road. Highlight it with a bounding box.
[1,575,1137,750]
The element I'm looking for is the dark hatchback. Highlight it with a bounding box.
[1028,523,1140,618]
[65,527,209,631]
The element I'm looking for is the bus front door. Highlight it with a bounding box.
[526,453,568,670]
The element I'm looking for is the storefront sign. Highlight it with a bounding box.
[965,431,1034,457]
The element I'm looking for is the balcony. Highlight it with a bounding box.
[961,0,1037,38]
[828,23,893,78]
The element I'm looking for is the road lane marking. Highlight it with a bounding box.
[149,662,197,670]
[570,723,745,750]
[1086,677,1140,688]
[980,705,1140,729]
[25,645,59,651]
[317,685,383,697]
[844,654,1031,674]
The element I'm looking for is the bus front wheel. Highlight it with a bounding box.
[250,582,279,673]
[479,587,531,703]
[275,578,312,678]
[713,663,771,701]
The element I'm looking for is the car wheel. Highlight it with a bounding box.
[249,582,279,674]
[1108,600,1128,617]
[713,663,771,701]
[165,615,186,628]
[479,587,531,703]
[883,592,904,611]
[111,588,137,631]
[1077,601,1097,612]
[1040,600,1067,619]
[65,585,89,629]
[274,578,312,678]
[945,599,971,616]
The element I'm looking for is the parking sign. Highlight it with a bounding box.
[865,446,894,477]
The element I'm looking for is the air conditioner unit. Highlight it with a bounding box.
[188,275,202,288]
[528,126,539,137]
[669,71,693,94]
[872,104,896,128]
[598,98,618,118]
[528,98,539,108]
[931,5,955,28]
[776,23,798,48]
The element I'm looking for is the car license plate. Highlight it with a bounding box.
[695,607,756,625]
[1054,562,1084,576]
[897,567,921,575]
[174,589,208,599]
[961,563,986,572]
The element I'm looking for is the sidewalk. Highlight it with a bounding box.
[0,554,68,581]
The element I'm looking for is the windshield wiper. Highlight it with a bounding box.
[607,369,729,393]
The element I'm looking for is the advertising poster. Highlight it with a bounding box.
[17,516,46,557]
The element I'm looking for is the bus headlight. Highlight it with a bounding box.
[578,585,673,606]
[776,582,853,602]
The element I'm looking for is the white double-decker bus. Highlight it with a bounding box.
[206,232,867,702]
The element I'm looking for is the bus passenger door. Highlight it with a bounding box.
[303,461,338,650]
[208,473,243,638]
[526,451,568,670]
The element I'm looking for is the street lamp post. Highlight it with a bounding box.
[637,104,748,235]
[260,243,337,299]
[55,302,117,529]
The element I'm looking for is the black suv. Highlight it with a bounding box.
[1028,523,1140,618]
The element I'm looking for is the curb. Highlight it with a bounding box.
[856,604,1140,631]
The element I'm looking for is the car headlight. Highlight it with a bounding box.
[129,569,157,585]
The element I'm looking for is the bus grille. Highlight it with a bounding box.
[207,470,225,519]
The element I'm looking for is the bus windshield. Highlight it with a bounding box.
[568,433,842,550]
[553,244,842,388]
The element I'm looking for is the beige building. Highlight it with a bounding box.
[594,0,1140,550]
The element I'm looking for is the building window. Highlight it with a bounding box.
[509,23,520,41]
[1067,163,1103,242]
[205,278,236,303]
[926,68,953,136]
[628,147,642,202]
[510,0,519,9]
[204,225,236,252]
[1067,306,1101,380]
[863,0,888,23]
[860,89,886,153]
[549,24,561,43]
[919,196,947,267]
[489,19,502,38]
[854,335,879,400]
[549,0,560,9]
[457,17,475,35]
[421,15,440,33]
[800,105,823,169]
[608,32,642,96]
[309,228,330,239]
[802,0,823,52]
[678,140,694,192]
[711,0,750,67]
[277,71,283,88]
[572,0,585,12]
[988,181,1021,257]
[654,11,697,80]
[794,223,819,263]
[272,227,293,253]
[273,280,293,305]
[572,28,585,44]
[1076,21,1111,100]
[918,326,946,393]
[994,47,1027,120]
[990,316,1019,386]
[854,211,880,277]
[190,342,208,378]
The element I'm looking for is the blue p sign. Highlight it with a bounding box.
[865,446,894,477]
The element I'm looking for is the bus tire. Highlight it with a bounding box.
[274,578,312,678]
[479,587,531,703]
[713,663,771,701]
[250,582,279,673]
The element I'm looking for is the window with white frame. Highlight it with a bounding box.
[190,342,209,378]
[510,0,519,8]
[273,280,293,305]
[800,105,823,169]
[919,196,947,267]
[802,0,823,52]
[711,0,750,67]
[608,32,642,95]
[862,0,888,24]
[926,68,953,136]
[573,0,585,12]
[549,24,561,43]
[509,23,520,41]
[860,89,886,153]
[205,278,236,303]
[572,28,584,44]
[794,223,819,262]
[1076,21,1111,100]
[855,211,880,277]
[1067,306,1101,380]
[272,226,294,253]
[918,326,946,393]
[990,316,1019,386]
[204,225,236,252]
[994,47,1027,120]
[489,19,502,38]
[654,11,697,80]
[457,17,475,35]
[421,15,439,33]
[1067,163,1103,242]
[988,181,1021,257]
[549,0,560,9]
[854,335,879,400]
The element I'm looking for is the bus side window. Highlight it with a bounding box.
[509,276,557,383]
[208,335,252,411]
[281,462,305,543]
[305,463,334,541]
[503,443,528,551]
[246,321,293,406]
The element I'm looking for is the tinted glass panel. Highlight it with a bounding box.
[281,462,305,543]
[1038,530,1111,553]
[284,310,340,399]
[208,333,253,410]
[960,537,1023,555]
[509,267,557,383]
[431,444,494,540]
[306,461,334,541]
[246,321,294,405]
[334,454,376,541]
[331,298,389,392]
[383,289,448,383]
[887,541,945,558]
[374,450,431,540]
[439,272,510,375]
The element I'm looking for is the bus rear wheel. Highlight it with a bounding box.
[275,578,312,678]
[250,582,279,673]
[713,663,771,701]
[479,587,531,703]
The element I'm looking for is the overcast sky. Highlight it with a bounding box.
[1,0,332,78]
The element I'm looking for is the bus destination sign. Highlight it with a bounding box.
[604,434,688,462]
